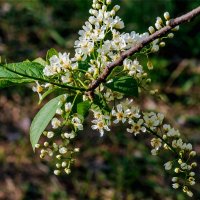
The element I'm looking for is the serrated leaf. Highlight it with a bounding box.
[5,62,44,79]
[0,65,34,88]
[106,76,138,97]
[77,100,91,117]
[30,95,64,151]
[46,48,58,64]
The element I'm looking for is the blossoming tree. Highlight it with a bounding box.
[0,0,200,197]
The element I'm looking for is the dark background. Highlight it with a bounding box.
[0,0,200,199]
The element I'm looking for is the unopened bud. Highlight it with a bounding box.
[113,5,120,12]
[189,151,196,157]
[164,12,170,20]
[172,25,179,31]
[106,0,111,5]
[54,170,61,175]
[191,162,197,168]
[174,168,180,173]
[147,61,153,70]
[159,42,165,47]
[148,26,155,34]
[64,168,71,174]
[168,33,174,38]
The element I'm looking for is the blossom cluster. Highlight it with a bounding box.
[32,0,197,197]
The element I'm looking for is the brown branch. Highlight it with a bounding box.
[86,6,200,96]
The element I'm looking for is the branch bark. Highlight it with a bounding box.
[86,6,200,96]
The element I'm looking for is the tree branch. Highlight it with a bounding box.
[86,6,200,96]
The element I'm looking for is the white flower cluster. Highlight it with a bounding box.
[32,0,197,197]
[35,96,83,175]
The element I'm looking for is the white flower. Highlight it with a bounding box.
[56,108,63,115]
[151,138,162,150]
[112,104,131,124]
[72,116,83,130]
[91,119,110,136]
[172,183,179,189]
[143,113,159,130]
[51,118,61,129]
[64,132,75,139]
[65,102,72,113]
[164,161,172,170]
[127,119,146,135]
[32,81,43,99]
[47,131,54,138]
[59,147,67,154]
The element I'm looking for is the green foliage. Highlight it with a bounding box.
[0,61,45,88]
[30,95,64,150]
[77,100,91,118]
[106,76,138,97]
[46,48,58,64]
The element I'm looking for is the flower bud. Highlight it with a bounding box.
[189,151,196,157]
[47,131,54,138]
[172,183,179,189]
[64,168,71,174]
[191,162,197,168]
[159,42,165,47]
[110,10,115,16]
[172,177,178,182]
[174,168,180,173]
[102,5,107,11]
[172,25,179,31]
[35,144,40,149]
[147,61,153,70]
[44,142,49,147]
[189,172,195,176]
[62,161,67,167]
[187,191,193,197]
[95,3,101,9]
[156,17,163,25]
[54,170,61,175]
[113,5,120,12]
[178,159,182,164]
[168,33,174,38]
[164,12,170,20]
[56,163,61,168]
[148,26,155,34]
[106,0,112,5]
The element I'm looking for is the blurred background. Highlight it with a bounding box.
[0,0,200,199]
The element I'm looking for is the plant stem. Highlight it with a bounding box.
[145,126,179,158]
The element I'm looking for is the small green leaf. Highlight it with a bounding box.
[30,95,64,151]
[105,76,138,97]
[33,57,47,66]
[46,48,58,63]
[77,100,91,117]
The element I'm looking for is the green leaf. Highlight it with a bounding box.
[92,94,110,112]
[30,95,64,151]
[46,48,58,63]
[105,76,138,97]
[5,61,44,79]
[38,88,67,104]
[33,57,47,66]
[77,100,91,117]
[0,65,34,88]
